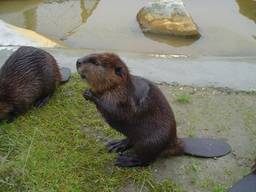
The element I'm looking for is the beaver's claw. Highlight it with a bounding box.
[83,89,94,101]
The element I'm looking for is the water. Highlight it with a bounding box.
[0,0,255,56]
[236,0,256,22]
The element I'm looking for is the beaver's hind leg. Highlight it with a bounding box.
[115,153,145,167]
[35,95,51,108]
[107,139,132,153]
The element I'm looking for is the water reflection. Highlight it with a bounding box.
[23,8,37,30]
[0,0,40,14]
[0,0,99,40]
[80,0,89,23]
[236,0,256,22]
[0,0,255,55]
[143,32,200,47]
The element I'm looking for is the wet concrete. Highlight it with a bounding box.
[1,47,255,91]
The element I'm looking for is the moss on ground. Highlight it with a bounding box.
[2,75,255,192]
[0,75,182,192]
[176,95,190,104]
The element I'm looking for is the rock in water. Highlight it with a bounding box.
[137,0,200,37]
[0,19,62,48]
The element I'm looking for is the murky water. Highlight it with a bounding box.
[236,0,256,22]
[0,0,255,56]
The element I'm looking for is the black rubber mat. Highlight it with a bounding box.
[181,138,231,158]
[229,173,256,192]
[60,67,71,83]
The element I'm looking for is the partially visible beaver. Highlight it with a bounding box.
[77,53,184,167]
[0,46,69,122]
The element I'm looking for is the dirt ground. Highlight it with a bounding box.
[123,84,256,192]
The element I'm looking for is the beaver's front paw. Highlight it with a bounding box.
[83,89,94,101]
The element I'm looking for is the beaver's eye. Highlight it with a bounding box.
[115,67,123,77]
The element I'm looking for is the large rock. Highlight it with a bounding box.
[137,0,199,37]
[0,19,62,48]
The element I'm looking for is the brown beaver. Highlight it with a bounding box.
[77,53,184,167]
[0,46,67,122]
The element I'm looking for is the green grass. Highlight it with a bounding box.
[0,74,182,192]
[176,95,190,104]
[211,185,226,192]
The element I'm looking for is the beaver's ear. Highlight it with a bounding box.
[115,67,124,79]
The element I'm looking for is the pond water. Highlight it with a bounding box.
[0,0,255,56]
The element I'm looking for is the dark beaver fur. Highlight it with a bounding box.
[77,53,184,167]
[0,46,61,121]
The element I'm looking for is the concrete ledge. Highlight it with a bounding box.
[0,47,255,91]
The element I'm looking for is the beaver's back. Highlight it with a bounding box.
[0,46,61,111]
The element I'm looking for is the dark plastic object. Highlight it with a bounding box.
[181,138,231,158]
[229,173,256,192]
[60,67,71,83]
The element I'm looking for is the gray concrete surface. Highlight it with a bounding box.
[0,47,255,91]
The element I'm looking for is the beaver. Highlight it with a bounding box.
[77,53,184,167]
[0,46,68,122]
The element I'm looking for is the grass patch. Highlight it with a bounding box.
[211,184,226,192]
[0,74,182,192]
[177,95,190,104]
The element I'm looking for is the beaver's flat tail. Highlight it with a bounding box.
[181,137,231,158]
[60,67,71,83]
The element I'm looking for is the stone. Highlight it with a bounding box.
[0,19,62,48]
[137,0,200,37]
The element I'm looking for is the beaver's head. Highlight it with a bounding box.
[76,53,130,93]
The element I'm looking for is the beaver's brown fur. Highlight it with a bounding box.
[0,46,61,122]
[77,53,184,167]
